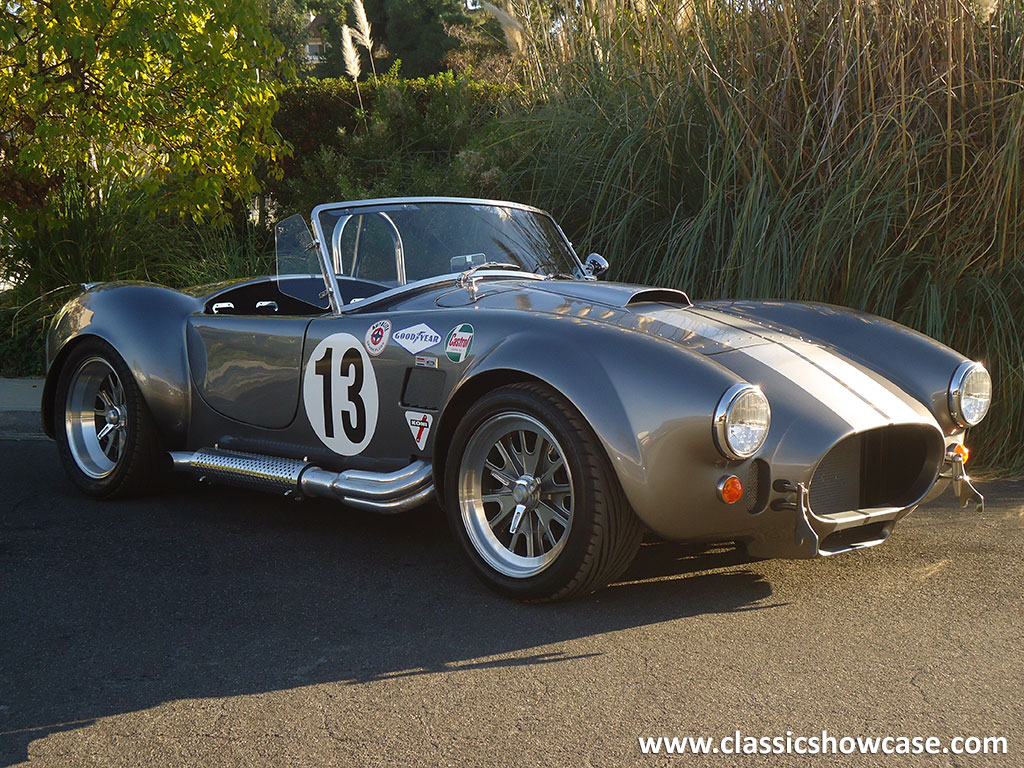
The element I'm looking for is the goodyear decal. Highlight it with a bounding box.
[393,323,441,354]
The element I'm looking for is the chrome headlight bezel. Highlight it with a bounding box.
[714,383,771,460]
[948,361,992,428]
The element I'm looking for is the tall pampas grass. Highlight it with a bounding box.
[341,25,363,110]
[350,0,376,81]
[497,0,1024,473]
[341,24,360,80]
[481,2,525,59]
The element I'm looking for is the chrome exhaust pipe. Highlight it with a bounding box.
[169,449,434,513]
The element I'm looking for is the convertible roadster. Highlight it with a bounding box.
[43,197,991,600]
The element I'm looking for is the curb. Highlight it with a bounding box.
[0,411,48,440]
[0,378,47,439]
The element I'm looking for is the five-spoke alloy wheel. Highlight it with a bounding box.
[55,338,166,497]
[446,383,644,601]
[65,356,129,479]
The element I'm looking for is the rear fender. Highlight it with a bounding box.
[44,283,200,445]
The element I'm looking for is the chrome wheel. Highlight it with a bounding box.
[64,357,128,479]
[459,412,574,579]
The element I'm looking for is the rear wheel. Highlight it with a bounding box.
[446,383,644,601]
[56,339,167,498]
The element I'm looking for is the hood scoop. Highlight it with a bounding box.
[624,288,692,307]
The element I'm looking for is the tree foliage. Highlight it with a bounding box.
[259,0,480,81]
[363,0,468,78]
[0,0,288,227]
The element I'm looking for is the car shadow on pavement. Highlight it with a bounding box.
[0,442,776,766]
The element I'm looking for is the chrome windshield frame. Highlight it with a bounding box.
[308,197,584,315]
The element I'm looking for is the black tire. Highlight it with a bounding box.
[55,338,168,498]
[445,382,644,601]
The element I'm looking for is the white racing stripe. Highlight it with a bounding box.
[792,342,923,424]
[739,343,885,431]
[646,307,923,430]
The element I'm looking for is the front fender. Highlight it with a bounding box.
[44,283,200,445]
[448,315,747,532]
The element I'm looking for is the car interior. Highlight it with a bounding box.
[202,275,390,316]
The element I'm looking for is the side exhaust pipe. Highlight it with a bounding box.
[170,448,433,513]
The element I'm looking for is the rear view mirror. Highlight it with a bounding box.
[450,253,488,272]
[584,253,609,279]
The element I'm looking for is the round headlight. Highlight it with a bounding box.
[714,384,771,460]
[949,361,991,427]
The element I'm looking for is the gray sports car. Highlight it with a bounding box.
[43,197,992,600]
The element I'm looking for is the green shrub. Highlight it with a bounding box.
[1,179,272,376]
[270,72,510,214]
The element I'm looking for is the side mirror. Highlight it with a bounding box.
[583,253,609,280]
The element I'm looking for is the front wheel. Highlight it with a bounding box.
[446,383,644,601]
[55,338,167,498]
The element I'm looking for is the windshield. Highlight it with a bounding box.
[313,200,581,286]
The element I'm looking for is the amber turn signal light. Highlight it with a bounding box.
[717,475,744,504]
[953,443,970,464]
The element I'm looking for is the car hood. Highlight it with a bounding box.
[462,278,938,432]
[463,278,791,356]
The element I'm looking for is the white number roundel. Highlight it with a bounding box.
[303,333,378,455]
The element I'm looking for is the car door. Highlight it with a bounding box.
[299,310,448,464]
[186,312,312,430]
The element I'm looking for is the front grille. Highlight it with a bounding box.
[808,436,862,516]
[808,425,942,518]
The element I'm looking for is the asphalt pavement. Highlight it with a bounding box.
[1,438,1022,767]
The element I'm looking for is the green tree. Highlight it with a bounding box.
[263,0,312,74]
[0,0,288,229]
[364,0,468,78]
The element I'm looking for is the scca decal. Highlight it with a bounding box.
[365,319,391,356]
[303,333,379,456]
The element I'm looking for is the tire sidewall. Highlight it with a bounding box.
[445,385,605,600]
